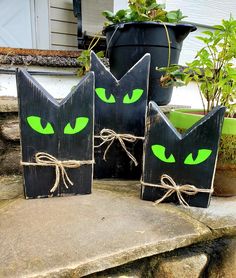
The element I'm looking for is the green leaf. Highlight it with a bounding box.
[167,9,186,23]
[115,9,127,19]
[102,1,186,24]
[205,68,213,78]
[96,51,104,59]
[202,31,213,37]
[166,11,178,21]
[195,36,210,43]
[194,68,202,75]
[102,10,115,21]
[213,24,225,31]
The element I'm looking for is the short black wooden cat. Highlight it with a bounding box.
[91,51,150,179]
[17,69,94,198]
[141,101,225,208]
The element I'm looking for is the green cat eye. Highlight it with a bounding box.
[95,88,116,104]
[123,89,144,104]
[64,117,89,134]
[27,116,54,135]
[151,144,176,163]
[184,149,212,165]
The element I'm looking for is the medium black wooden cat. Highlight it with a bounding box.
[91,51,150,179]
[141,101,225,207]
[17,69,94,198]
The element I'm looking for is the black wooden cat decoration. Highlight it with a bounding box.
[16,69,94,199]
[141,101,225,208]
[91,51,151,179]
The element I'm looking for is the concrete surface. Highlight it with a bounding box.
[179,196,236,237]
[0,179,235,278]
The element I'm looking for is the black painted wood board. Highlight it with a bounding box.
[141,102,225,208]
[16,69,94,199]
[91,51,151,179]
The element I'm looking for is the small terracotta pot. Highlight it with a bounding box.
[214,163,236,196]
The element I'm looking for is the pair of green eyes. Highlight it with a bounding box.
[27,116,89,135]
[95,88,144,104]
[151,145,212,165]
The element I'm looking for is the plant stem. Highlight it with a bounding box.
[196,81,206,114]
[162,22,171,68]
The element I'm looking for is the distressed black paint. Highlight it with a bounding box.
[91,51,150,179]
[17,69,94,198]
[141,102,225,208]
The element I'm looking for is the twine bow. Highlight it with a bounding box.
[21,152,94,193]
[94,128,144,166]
[141,174,213,207]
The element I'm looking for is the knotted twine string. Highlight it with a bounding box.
[140,174,214,207]
[21,152,94,193]
[94,128,144,166]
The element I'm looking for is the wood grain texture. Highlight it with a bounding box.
[141,102,225,208]
[91,52,150,179]
[17,69,94,198]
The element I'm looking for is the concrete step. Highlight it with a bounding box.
[0,178,236,277]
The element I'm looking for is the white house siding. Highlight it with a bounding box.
[49,0,78,50]
[166,0,236,107]
[166,0,236,64]
[81,0,112,36]
[49,0,129,49]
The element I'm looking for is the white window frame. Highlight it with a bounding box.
[30,0,50,49]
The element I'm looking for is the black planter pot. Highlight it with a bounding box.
[104,22,196,105]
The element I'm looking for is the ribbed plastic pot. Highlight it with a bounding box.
[104,22,196,105]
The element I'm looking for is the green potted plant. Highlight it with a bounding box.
[159,16,236,196]
[77,35,104,77]
[102,0,196,106]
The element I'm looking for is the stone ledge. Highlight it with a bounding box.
[0,47,81,67]
[0,178,236,277]
[179,197,236,238]
[0,97,18,113]
[0,54,79,67]
[0,47,81,57]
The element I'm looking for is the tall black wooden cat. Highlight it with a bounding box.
[91,51,150,179]
[141,101,225,208]
[17,69,94,199]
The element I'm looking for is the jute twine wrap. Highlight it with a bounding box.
[94,128,144,166]
[141,174,214,207]
[21,152,94,193]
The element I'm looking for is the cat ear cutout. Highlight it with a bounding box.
[90,51,151,88]
[60,72,94,106]
[147,101,181,139]
[147,101,226,141]
[16,69,95,108]
[16,69,59,108]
